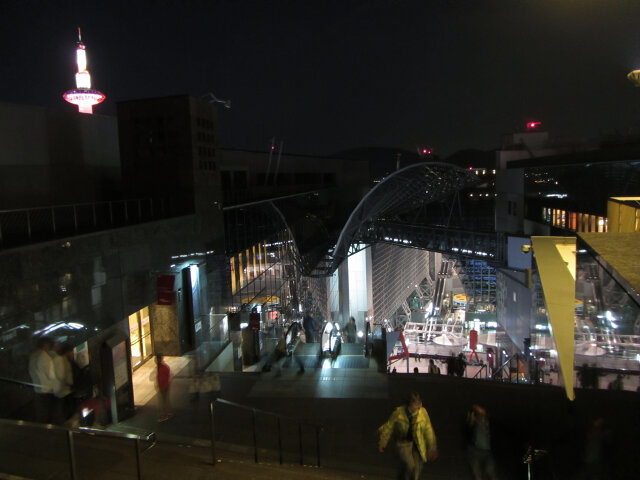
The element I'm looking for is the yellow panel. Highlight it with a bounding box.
[620,204,638,232]
[230,257,237,294]
[128,313,139,344]
[531,236,576,401]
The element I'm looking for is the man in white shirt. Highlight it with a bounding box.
[28,337,58,424]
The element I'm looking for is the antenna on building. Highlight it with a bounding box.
[264,137,276,186]
[202,92,231,109]
[273,140,284,186]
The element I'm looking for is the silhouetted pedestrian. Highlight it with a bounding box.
[582,417,612,480]
[155,355,173,422]
[303,313,316,343]
[447,353,457,376]
[428,359,440,375]
[456,353,467,377]
[486,348,495,376]
[465,404,497,480]
[344,316,357,343]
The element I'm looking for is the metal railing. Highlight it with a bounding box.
[472,364,488,379]
[0,196,192,249]
[0,376,40,389]
[210,398,323,468]
[0,418,156,480]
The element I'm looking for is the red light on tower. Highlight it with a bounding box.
[526,121,542,130]
[419,147,433,157]
[63,28,105,114]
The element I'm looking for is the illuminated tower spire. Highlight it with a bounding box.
[63,28,106,114]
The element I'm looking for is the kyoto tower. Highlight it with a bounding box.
[63,28,106,114]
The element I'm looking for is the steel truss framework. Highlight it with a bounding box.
[358,221,504,264]
[328,162,479,273]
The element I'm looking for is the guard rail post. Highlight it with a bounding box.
[316,426,321,467]
[135,437,142,480]
[66,429,77,480]
[277,416,283,465]
[210,401,217,465]
[298,422,303,465]
[252,408,258,463]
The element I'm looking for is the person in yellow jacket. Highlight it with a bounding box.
[378,391,438,479]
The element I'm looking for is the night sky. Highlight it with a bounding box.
[2,0,640,157]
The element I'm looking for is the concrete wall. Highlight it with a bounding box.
[0,102,120,208]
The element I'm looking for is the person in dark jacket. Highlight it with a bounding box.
[303,314,316,343]
[344,316,357,343]
[465,404,497,480]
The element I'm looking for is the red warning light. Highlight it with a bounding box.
[526,121,542,130]
[271,145,276,150]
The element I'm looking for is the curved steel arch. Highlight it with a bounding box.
[330,162,478,272]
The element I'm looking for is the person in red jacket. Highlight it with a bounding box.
[155,355,173,422]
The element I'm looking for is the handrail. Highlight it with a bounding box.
[210,397,323,468]
[492,358,511,380]
[0,195,192,250]
[0,418,156,480]
[0,376,41,388]
[472,364,488,379]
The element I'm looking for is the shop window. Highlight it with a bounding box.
[129,306,153,370]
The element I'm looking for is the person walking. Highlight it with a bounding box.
[428,359,440,375]
[378,391,438,480]
[28,337,58,424]
[155,355,173,422]
[303,313,316,343]
[465,404,497,480]
[344,316,357,343]
[456,353,467,377]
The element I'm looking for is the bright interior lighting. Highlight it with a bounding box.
[190,265,199,286]
[76,48,87,72]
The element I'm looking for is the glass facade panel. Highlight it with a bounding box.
[129,307,153,370]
